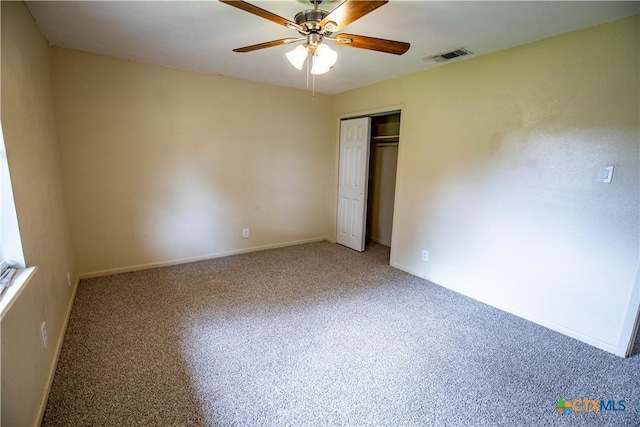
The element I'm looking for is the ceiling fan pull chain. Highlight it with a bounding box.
[306,49,310,88]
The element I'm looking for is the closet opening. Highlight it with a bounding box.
[336,110,400,256]
[366,112,399,250]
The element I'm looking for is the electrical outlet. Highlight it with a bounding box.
[242,228,249,238]
[421,250,429,261]
[67,272,71,287]
[40,322,48,349]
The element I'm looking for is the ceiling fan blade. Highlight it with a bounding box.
[233,38,302,53]
[320,0,387,33]
[219,0,304,32]
[333,33,410,55]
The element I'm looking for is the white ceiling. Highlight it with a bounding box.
[25,1,640,95]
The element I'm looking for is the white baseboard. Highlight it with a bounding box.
[36,274,80,426]
[79,237,329,279]
[390,261,431,282]
[390,261,620,356]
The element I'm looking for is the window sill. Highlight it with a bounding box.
[0,266,37,320]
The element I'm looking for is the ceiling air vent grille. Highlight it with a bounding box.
[427,48,473,63]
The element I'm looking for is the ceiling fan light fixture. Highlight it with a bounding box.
[310,43,337,74]
[311,57,330,75]
[286,44,308,70]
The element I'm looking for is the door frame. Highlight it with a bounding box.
[331,104,405,263]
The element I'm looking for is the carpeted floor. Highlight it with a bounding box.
[43,242,639,426]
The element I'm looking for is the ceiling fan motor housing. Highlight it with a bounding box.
[293,9,331,35]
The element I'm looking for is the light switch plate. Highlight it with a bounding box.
[597,166,614,184]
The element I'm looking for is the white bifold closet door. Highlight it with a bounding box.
[336,117,371,252]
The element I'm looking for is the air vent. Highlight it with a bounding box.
[426,48,473,63]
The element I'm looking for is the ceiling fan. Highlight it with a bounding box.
[219,0,410,75]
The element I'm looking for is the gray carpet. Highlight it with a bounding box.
[43,242,639,426]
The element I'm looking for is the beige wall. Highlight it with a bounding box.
[1,2,78,426]
[332,16,640,354]
[51,49,332,276]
